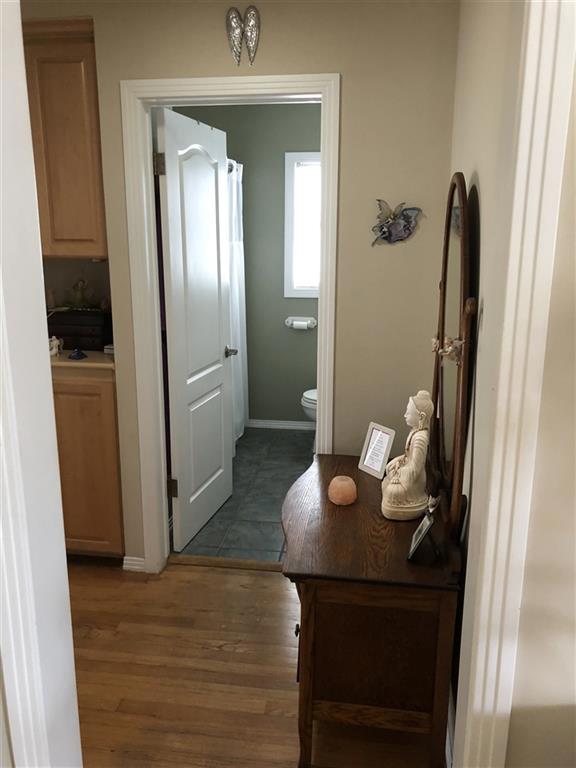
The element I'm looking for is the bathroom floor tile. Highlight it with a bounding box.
[181,543,220,557]
[213,495,242,520]
[220,520,285,551]
[187,516,231,548]
[265,456,312,472]
[176,428,311,563]
[251,473,306,496]
[248,477,294,499]
[236,497,284,523]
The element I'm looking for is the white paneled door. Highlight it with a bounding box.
[156,108,233,551]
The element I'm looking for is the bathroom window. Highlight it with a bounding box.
[284,152,321,298]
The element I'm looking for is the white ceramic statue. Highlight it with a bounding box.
[381,390,434,521]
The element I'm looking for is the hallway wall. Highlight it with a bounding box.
[506,80,575,768]
[449,1,574,764]
[21,0,459,558]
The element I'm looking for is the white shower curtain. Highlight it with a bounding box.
[228,160,249,442]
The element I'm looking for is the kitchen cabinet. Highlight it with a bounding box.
[52,366,123,555]
[23,19,108,259]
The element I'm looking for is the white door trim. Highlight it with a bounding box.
[453,2,575,767]
[120,74,340,573]
[1,322,51,767]
[1,2,82,763]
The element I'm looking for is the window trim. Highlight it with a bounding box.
[284,151,321,298]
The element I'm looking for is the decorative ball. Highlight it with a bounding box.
[328,475,357,506]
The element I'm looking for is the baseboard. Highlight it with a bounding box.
[123,556,146,572]
[446,688,455,768]
[246,419,315,431]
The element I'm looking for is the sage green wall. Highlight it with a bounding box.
[175,104,320,422]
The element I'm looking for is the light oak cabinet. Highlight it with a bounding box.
[23,20,108,259]
[52,368,123,555]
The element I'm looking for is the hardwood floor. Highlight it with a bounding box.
[69,560,430,767]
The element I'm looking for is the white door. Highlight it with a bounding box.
[156,108,233,551]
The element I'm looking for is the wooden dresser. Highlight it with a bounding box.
[282,455,459,768]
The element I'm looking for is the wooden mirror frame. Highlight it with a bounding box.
[430,172,477,540]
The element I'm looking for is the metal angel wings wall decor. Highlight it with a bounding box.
[226,6,260,66]
[371,200,423,245]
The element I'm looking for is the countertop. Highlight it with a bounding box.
[50,350,115,370]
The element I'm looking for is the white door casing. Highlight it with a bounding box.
[157,109,233,551]
[120,74,340,573]
[453,2,575,767]
[1,1,82,763]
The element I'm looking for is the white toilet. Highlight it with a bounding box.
[301,388,317,422]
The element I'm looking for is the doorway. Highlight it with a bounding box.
[157,104,321,562]
[120,75,340,572]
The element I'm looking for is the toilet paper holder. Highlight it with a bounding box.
[285,316,317,330]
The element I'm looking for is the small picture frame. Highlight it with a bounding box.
[358,422,396,480]
[407,496,441,561]
[407,513,436,560]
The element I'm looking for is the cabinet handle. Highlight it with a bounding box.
[295,623,300,637]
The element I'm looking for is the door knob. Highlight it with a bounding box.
[225,346,238,357]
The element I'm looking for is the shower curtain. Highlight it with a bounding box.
[228,160,249,442]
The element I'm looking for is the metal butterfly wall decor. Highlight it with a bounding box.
[371,200,423,245]
[226,6,260,66]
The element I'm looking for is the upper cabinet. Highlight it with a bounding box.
[23,19,108,259]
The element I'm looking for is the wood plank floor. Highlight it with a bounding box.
[69,560,429,767]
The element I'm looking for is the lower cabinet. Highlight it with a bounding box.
[294,579,456,768]
[52,368,124,555]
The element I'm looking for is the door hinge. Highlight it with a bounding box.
[153,152,166,176]
[167,477,178,498]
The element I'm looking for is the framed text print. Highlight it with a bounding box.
[358,422,396,480]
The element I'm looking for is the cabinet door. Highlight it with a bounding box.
[53,377,123,555]
[23,21,108,258]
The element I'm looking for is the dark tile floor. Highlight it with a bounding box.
[181,428,315,562]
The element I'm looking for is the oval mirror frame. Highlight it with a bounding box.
[430,172,477,540]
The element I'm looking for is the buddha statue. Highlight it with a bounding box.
[381,390,434,520]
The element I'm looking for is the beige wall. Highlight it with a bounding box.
[451,0,526,512]
[21,0,459,557]
[506,83,576,768]
[450,1,575,763]
[448,0,527,754]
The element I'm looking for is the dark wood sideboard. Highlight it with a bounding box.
[281,454,459,768]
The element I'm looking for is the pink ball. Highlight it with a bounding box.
[328,475,357,506]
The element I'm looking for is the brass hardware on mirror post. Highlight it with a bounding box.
[438,337,464,365]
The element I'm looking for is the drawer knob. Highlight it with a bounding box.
[295,623,300,637]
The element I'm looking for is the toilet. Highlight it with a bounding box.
[301,388,317,422]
